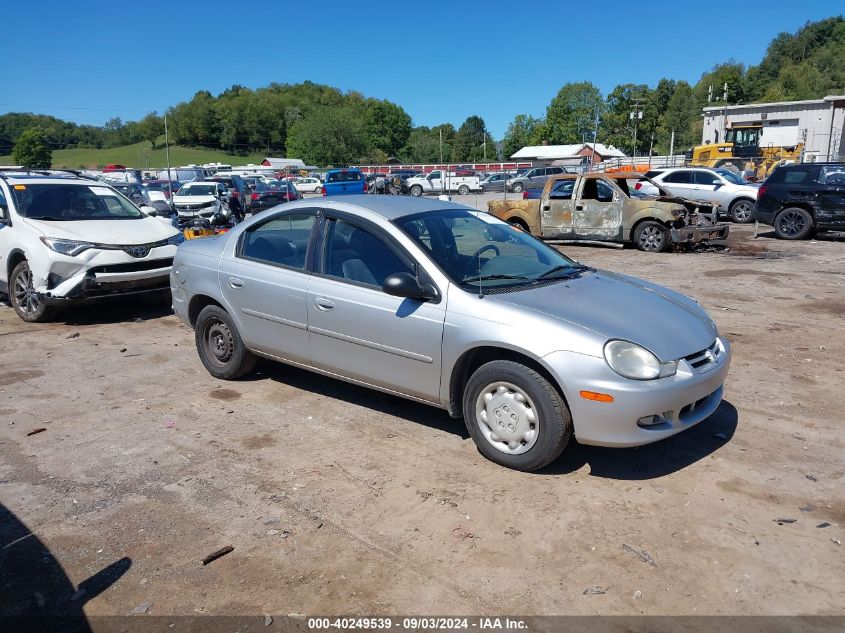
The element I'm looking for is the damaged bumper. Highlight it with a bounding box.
[670,224,730,244]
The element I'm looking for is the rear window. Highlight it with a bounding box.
[768,168,816,184]
[327,171,362,183]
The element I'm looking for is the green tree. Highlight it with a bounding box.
[544,81,604,144]
[658,81,698,153]
[12,127,52,168]
[451,116,490,162]
[364,100,412,156]
[286,106,367,166]
[601,83,652,155]
[502,114,539,159]
[137,112,164,148]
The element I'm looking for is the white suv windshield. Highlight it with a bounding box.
[180,184,218,196]
[11,183,143,221]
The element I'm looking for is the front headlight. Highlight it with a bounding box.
[604,340,677,380]
[39,236,95,257]
[166,233,186,246]
[671,207,685,219]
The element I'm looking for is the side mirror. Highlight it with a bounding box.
[146,208,158,217]
[0,203,8,222]
[382,272,435,300]
[713,183,722,190]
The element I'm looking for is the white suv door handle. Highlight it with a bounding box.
[228,277,244,289]
[314,297,335,311]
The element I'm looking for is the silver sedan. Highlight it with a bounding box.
[171,196,731,471]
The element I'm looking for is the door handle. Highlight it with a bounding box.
[314,297,335,311]
[228,277,244,289]
[575,205,584,211]
[542,203,550,210]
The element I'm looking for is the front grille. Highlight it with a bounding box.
[678,388,719,422]
[684,340,720,372]
[88,258,173,274]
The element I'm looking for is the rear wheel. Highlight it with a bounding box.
[633,220,669,252]
[463,360,571,471]
[195,305,256,379]
[729,198,755,223]
[458,185,470,195]
[511,182,524,193]
[774,207,813,240]
[9,261,55,323]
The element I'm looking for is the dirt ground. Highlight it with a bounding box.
[1,218,843,621]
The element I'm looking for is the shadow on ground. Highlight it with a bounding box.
[0,503,131,631]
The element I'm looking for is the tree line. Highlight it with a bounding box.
[4,16,842,168]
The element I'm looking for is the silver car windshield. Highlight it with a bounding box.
[396,209,584,291]
[11,183,144,221]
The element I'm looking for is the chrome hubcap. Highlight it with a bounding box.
[206,319,234,365]
[778,211,805,236]
[13,269,39,314]
[639,226,664,251]
[733,202,752,221]
[475,382,538,455]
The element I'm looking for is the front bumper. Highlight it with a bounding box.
[544,336,731,447]
[670,223,730,244]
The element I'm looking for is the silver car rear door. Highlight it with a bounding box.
[218,209,319,363]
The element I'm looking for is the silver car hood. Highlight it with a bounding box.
[494,270,716,361]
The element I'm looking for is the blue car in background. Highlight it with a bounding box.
[322,169,367,196]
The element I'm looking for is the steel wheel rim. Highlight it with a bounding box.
[733,201,753,221]
[475,381,539,455]
[205,319,234,366]
[13,269,39,314]
[639,226,664,251]
[778,211,805,237]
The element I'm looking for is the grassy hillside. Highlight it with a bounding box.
[0,140,267,169]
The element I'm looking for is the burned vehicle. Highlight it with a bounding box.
[487,173,730,252]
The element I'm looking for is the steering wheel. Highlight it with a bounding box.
[466,244,500,274]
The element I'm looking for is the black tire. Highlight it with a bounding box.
[458,185,470,195]
[511,182,524,193]
[479,186,486,193]
[9,261,55,323]
[410,185,423,197]
[463,360,572,471]
[195,305,256,379]
[774,207,813,240]
[633,220,669,252]
[728,198,755,224]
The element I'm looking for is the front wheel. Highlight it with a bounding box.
[774,207,813,240]
[729,198,755,223]
[195,305,257,379]
[409,185,423,197]
[9,261,55,323]
[511,182,524,193]
[633,220,669,252]
[463,360,572,471]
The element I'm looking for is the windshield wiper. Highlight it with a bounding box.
[461,273,531,283]
[28,215,68,221]
[532,264,590,282]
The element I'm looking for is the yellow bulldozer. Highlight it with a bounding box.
[690,124,804,181]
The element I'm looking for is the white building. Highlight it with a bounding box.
[702,94,845,162]
[510,143,626,166]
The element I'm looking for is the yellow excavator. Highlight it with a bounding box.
[690,124,804,180]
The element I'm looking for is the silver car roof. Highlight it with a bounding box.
[286,194,473,221]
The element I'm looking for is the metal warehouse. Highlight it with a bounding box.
[702,94,845,162]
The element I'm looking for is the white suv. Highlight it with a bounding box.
[0,171,184,322]
[636,167,759,223]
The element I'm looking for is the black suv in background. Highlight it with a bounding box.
[755,163,845,239]
[207,174,249,220]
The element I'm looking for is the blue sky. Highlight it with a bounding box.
[0,1,839,138]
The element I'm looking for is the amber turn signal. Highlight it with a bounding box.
[579,390,614,403]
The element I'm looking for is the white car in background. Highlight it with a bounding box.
[0,171,183,322]
[636,167,759,223]
[293,177,322,193]
[171,181,231,222]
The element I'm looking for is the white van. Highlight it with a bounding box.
[406,171,481,197]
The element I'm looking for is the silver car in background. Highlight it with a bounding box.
[171,196,731,471]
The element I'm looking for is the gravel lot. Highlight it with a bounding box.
[1,208,843,619]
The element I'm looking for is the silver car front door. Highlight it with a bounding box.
[218,211,317,363]
[691,171,727,208]
[307,216,445,402]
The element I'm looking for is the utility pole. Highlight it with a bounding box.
[648,131,655,167]
[590,109,600,168]
[669,128,675,166]
[439,128,443,166]
[164,113,172,202]
[630,99,643,164]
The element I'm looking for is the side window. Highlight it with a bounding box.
[429,171,441,179]
[694,171,721,185]
[818,167,845,186]
[664,171,692,184]
[580,179,615,202]
[783,170,811,184]
[550,181,574,199]
[323,218,413,287]
[240,212,315,269]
